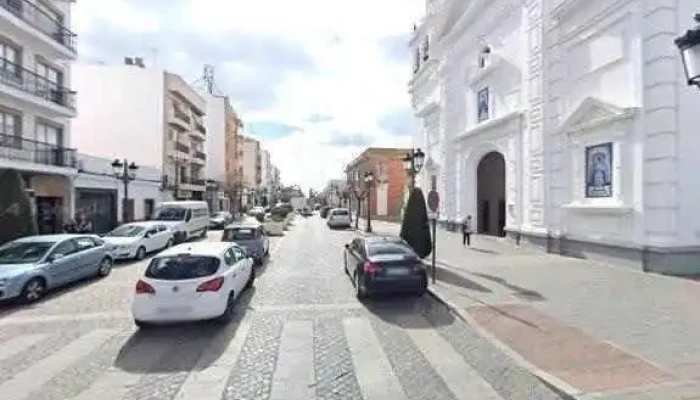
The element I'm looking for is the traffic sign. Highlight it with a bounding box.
[427,190,439,213]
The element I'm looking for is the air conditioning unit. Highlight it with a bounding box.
[124,57,134,65]
[134,57,145,68]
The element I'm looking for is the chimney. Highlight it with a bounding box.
[124,57,134,65]
[134,57,145,68]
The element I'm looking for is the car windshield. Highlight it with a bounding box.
[367,242,416,257]
[153,207,186,221]
[332,210,349,216]
[0,241,55,265]
[106,225,145,237]
[211,212,227,219]
[145,255,220,280]
[223,228,257,241]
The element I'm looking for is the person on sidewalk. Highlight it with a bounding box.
[461,215,473,246]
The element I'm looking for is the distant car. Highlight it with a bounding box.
[327,208,352,229]
[221,221,270,265]
[300,207,313,217]
[0,234,114,303]
[343,235,427,299]
[319,206,332,218]
[131,241,255,327]
[103,221,174,261]
[209,211,233,230]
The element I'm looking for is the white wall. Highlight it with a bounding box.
[241,137,259,188]
[74,153,163,222]
[203,93,226,182]
[70,64,165,170]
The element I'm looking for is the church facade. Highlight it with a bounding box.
[409,0,700,274]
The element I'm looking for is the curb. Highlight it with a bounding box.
[425,286,582,400]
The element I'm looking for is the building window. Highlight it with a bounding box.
[585,142,613,198]
[477,87,490,122]
[0,42,21,79]
[0,110,20,136]
[478,46,491,69]
[422,36,430,61]
[35,121,62,146]
[35,61,63,103]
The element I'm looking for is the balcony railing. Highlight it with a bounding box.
[194,150,206,160]
[0,59,76,110]
[0,0,77,52]
[173,108,191,124]
[195,122,206,134]
[175,141,189,153]
[180,177,206,186]
[0,132,76,168]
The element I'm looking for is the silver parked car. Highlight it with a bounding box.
[0,234,114,303]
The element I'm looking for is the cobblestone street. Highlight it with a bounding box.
[0,215,570,400]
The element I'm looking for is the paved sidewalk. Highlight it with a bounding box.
[360,219,700,400]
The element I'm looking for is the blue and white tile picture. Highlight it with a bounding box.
[585,142,613,198]
[477,87,490,122]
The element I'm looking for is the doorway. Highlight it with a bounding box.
[35,196,63,234]
[476,151,506,236]
[75,189,117,234]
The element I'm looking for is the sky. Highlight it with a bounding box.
[73,0,424,192]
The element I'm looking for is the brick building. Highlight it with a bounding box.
[345,148,410,221]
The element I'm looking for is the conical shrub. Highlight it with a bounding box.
[400,188,432,258]
[0,169,37,245]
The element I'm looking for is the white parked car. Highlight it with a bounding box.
[327,208,352,229]
[131,241,255,327]
[103,222,174,261]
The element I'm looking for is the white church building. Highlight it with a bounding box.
[409,0,700,274]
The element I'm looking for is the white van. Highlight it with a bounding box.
[150,201,210,243]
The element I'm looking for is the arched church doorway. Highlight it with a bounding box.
[476,151,506,236]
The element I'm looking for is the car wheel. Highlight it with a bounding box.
[354,273,367,300]
[217,292,236,323]
[135,246,146,261]
[245,268,255,290]
[20,278,46,303]
[134,319,151,329]
[97,257,113,277]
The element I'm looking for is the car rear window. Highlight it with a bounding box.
[145,255,220,280]
[223,228,257,241]
[332,209,349,216]
[367,242,416,257]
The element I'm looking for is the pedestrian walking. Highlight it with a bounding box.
[75,213,94,233]
[63,218,77,233]
[461,215,473,246]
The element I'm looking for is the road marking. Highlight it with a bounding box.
[269,320,315,400]
[343,317,408,400]
[253,303,363,313]
[0,311,130,326]
[0,334,47,362]
[0,329,118,400]
[174,319,251,400]
[71,333,174,400]
[404,316,504,400]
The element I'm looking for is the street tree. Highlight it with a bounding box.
[0,169,37,244]
[400,187,432,259]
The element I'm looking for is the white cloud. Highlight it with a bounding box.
[74,0,425,193]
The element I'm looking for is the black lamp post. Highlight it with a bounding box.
[364,171,374,233]
[675,14,700,89]
[111,159,139,223]
[402,148,426,189]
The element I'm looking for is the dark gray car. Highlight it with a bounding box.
[221,222,270,265]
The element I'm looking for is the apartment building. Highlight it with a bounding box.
[224,104,243,212]
[345,148,410,221]
[0,0,78,233]
[203,93,240,213]
[239,135,261,206]
[71,62,208,216]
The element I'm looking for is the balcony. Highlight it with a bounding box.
[195,122,206,135]
[194,150,206,160]
[174,141,189,154]
[0,59,76,116]
[174,108,191,124]
[0,132,76,172]
[0,0,77,58]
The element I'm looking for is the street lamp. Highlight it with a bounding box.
[364,171,374,233]
[111,159,139,223]
[402,148,425,189]
[675,13,700,89]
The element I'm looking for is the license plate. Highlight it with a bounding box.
[157,307,190,315]
[385,268,410,276]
